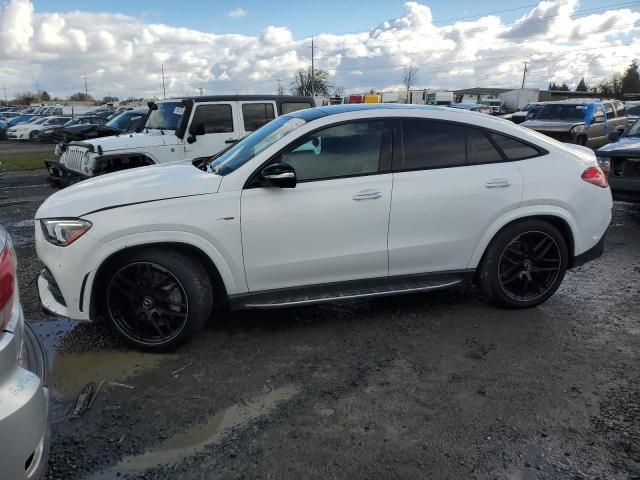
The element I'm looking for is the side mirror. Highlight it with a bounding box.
[187,122,205,143]
[608,130,621,142]
[261,162,296,188]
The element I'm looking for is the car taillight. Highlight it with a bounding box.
[0,241,15,331]
[581,166,608,188]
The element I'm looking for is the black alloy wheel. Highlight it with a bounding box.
[497,231,562,301]
[107,262,189,346]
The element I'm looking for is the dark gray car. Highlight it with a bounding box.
[596,119,640,203]
[521,100,628,148]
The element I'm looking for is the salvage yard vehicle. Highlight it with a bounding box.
[521,99,628,148]
[0,225,50,479]
[35,104,612,351]
[7,116,72,141]
[449,103,493,114]
[46,95,314,187]
[596,119,640,203]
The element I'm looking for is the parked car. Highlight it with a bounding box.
[510,102,545,124]
[47,109,147,148]
[35,104,612,351]
[46,95,314,187]
[521,99,628,148]
[596,119,640,203]
[449,103,493,114]
[7,116,72,141]
[0,225,50,478]
[6,114,38,129]
[625,102,640,123]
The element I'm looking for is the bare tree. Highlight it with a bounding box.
[402,59,419,98]
[291,68,333,96]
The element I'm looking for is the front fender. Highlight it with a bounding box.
[467,204,579,269]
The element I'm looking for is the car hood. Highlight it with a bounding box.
[521,119,583,131]
[35,163,222,219]
[72,131,165,151]
[597,136,640,155]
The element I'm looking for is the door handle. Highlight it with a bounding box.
[353,191,382,201]
[485,179,512,188]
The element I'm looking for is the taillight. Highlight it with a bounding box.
[0,241,15,331]
[582,166,608,188]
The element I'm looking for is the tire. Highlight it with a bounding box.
[100,248,214,352]
[29,130,40,141]
[477,219,568,309]
[575,135,587,146]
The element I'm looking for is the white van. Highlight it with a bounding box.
[47,95,314,187]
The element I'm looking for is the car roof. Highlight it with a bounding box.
[160,95,314,104]
[286,103,455,122]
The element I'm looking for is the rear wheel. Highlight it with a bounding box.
[29,130,40,141]
[477,219,568,308]
[101,248,213,351]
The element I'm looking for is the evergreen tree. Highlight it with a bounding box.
[575,78,588,92]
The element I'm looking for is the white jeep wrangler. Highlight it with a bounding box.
[46,95,314,187]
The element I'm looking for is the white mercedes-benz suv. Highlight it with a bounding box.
[35,105,612,351]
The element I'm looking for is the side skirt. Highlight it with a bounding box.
[229,270,474,310]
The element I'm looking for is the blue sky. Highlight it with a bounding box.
[33,0,612,38]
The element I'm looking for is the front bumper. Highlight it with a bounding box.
[0,302,50,480]
[44,159,88,189]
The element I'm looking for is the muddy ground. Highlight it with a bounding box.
[0,169,639,480]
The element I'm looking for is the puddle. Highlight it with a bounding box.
[51,349,164,400]
[31,318,165,400]
[90,385,299,478]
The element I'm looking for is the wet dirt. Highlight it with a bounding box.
[1,172,639,479]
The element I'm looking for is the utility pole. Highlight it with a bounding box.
[82,72,88,98]
[308,36,316,97]
[521,61,528,89]
[35,80,39,98]
[276,78,283,95]
[198,87,204,96]
[161,62,166,99]
[2,84,7,105]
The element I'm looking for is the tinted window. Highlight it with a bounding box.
[401,120,466,169]
[281,121,384,181]
[627,105,640,115]
[489,132,539,160]
[242,103,275,132]
[605,103,615,119]
[466,128,504,164]
[191,104,234,134]
[282,102,313,114]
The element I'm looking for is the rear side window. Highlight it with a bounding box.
[604,103,615,119]
[614,101,627,116]
[489,132,539,160]
[282,102,313,114]
[466,128,504,164]
[191,104,234,133]
[242,103,275,132]
[401,120,466,169]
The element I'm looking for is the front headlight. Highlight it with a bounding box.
[40,218,92,246]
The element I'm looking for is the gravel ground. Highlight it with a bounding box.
[1,170,639,480]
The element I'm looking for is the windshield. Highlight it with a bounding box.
[535,104,587,122]
[31,117,49,125]
[624,119,640,137]
[209,116,306,176]
[146,101,183,130]
[106,110,147,131]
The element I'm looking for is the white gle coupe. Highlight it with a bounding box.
[35,105,612,351]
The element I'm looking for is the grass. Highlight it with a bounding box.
[0,152,49,172]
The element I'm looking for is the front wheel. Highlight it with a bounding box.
[477,219,568,309]
[101,248,214,351]
[29,130,40,141]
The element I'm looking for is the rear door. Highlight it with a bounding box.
[184,101,240,158]
[388,119,525,276]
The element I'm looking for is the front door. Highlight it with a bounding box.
[184,101,240,158]
[388,119,525,275]
[241,120,393,292]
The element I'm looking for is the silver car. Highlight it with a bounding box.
[521,99,628,148]
[0,225,50,479]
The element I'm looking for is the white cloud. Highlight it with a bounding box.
[227,8,246,19]
[0,0,639,99]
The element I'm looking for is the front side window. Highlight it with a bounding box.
[191,104,234,134]
[489,132,539,160]
[614,101,627,116]
[242,103,275,132]
[106,111,147,131]
[281,121,385,181]
[401,120,466,169]
[466,128,504,164]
